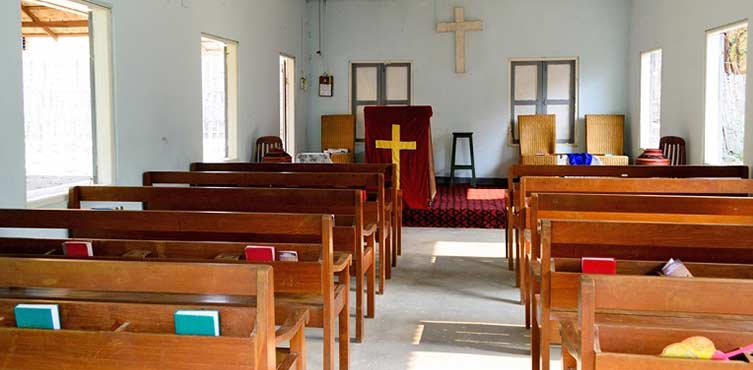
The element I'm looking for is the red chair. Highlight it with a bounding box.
[659,136,687,166]
[254,136,283,163]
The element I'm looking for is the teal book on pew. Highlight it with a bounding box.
[174,310,220,336]
[14,304,61,330]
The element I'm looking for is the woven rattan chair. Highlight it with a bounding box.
[586,114,625,155]
[321,114,355,163]
[254,136,283,163]
[519,115,556,164]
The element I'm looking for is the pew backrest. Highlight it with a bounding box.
[0,257,277,370]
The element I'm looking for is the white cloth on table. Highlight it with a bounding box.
[295,152,333,163]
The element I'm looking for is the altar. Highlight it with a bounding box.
[364,106,437,209]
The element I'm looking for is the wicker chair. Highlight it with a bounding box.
[519,114,556,164]
[254,136,283,163]
[660,136,687,165]
[586,114,630,165]
[321,114,355,163]
[586,115,624,155]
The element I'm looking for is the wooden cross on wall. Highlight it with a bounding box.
[437,7,484,73]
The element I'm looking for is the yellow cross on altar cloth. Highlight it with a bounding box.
[375,124,416,189]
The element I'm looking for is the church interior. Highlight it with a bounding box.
[1,0,753,369]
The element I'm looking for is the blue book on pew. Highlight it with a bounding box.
[15,304,61,330]
[174,310,220,336]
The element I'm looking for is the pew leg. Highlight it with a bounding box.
[519,237,528,303]
[397,194,402,256]
[515,229,523,288]
[523,251,531,329]
[391,207,398,268]
[291,324,307,370]
[531,284,541,370]
[385,225,393,280]
[324,307,335,370]
[339,270,351,370]
[562,346,576,370]
[378,228,386,295]
[507,207,514,270]
[355,262,364,343]
[540,306,551,370]
[367,235,376,318]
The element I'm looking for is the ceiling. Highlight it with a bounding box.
[21,0,89,39]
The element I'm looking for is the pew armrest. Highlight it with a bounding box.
[332,252,353,273]
[560,319,582,359]
[363,222,378,237]
[275,308,309,344]
[530,259,542,280]
[276,350,299,370]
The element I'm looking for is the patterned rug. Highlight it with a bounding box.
[403,185,507,229]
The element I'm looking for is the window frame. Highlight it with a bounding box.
[350,61,413,143]
[509,57,579,146]
[639,48,663,150]
[200,33,239,162]
[23,0,115,207]
[703,20,748,165]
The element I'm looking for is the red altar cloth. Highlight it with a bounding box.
[364,106,436,209]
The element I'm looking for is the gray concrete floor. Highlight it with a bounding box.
[301,227,562,370]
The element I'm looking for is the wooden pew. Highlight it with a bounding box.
[562,274,753,370]
[142,171,390,294]
[517,177,753,297]
[526,192,753,369]
[505,164,750,271]
[0,257,300,370]
[0,209,349,370]
[534,218,753,370]
[187,162,402,268]
[68,185,374,343]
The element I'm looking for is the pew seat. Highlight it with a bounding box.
[560,274,753,370]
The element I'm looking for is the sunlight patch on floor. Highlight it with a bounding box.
[432,241,505,258]
[406,351,528,370]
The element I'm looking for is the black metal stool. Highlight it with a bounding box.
[450,132,477,187]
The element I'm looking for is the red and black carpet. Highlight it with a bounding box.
[403,184,507,229]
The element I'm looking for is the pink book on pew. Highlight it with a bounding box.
[63,241,94,257]
[714,344,753,361]
[245,246,276,262]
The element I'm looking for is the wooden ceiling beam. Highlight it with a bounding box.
[23,20,88,28]
[21,5,58,40]
[23,32,88,38]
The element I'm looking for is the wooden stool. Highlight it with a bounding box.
[450,132,477,187]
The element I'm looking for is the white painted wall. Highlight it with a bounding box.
[0,4,25,207]
[0,0,308,206]
[305,0,631,177]
[628,0,753,166]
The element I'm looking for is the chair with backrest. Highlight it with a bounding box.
[254,136,284,163]
[321,115,355,163]
[585,114,629,166]
[660,136,687,165]
[519,115,556,165]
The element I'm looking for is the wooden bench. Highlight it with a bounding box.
[188,162,402,268]
[505,164,750,271]
[517,177,753,296]
[526,192,753,369]
[0,257,303,370]
[68,185,374,343]
[142,171,391,294]
[562,274,753,370]
[0,209,350,370]
[534,218,753,370]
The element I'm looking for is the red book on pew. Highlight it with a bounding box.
[245,246,276,262]
[63,241,94,257]
[581,257,616,275]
